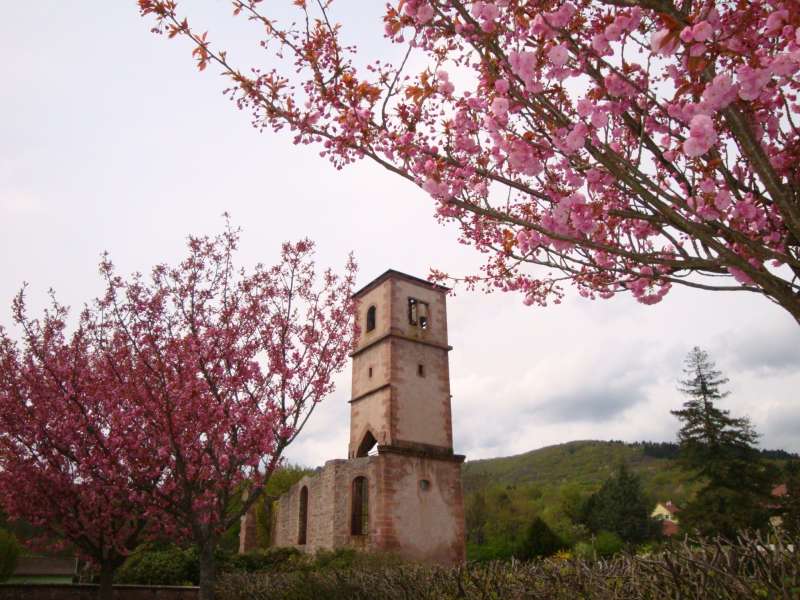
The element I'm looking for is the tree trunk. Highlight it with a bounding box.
[97,562,114,600]
[198,542,217,600]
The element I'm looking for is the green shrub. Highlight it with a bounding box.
[572,541,594,561]
[225,547,305,573]
[116,545,197,586]
[313,548,404,571]
[594,531,624,557]
[0,529,21,582]
[517,517,565,559]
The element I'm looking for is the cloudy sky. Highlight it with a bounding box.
[2,3,798,466]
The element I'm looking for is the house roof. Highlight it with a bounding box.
[772,484,788,497]
[14,557,77,577]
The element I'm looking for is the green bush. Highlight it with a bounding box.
[312,548,404,571]
[594,531,624,557]
[225,547,305,573]
[0,529,21,582]
[517,517,565,559]
[116,545,197,586]
[572,541,594,561]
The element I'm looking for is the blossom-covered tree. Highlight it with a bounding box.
[0,225,357,600]
[0,293,155,599]
[139,0,800,322]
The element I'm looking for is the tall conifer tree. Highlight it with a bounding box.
[672,347,776,538]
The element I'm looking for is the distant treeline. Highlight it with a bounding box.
[621,441,799,461]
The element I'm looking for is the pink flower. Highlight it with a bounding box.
[494,79,509,94]
[765,10,788,34]
[651,28,678,55]
[605,74,629,97]
[692,21,713,42]
[416,3,434,24]
[737,65,771,101]
[728,267,753,285]
[591,33,611,55]
[548,44,569,67]
[769,53,799,78]
[701,74,738,112]
[683,114,717,157]
[491,97,509,118]
[563,123,587,154]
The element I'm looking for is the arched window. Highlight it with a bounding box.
[356,430,377,458]
[366,305,376,332]
[351,476,369,536]
[298,486,308,545]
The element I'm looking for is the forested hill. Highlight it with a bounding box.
[462,440,796,503]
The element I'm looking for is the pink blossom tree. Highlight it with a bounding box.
[139,0,800,322]
[0,225,357,600]
[0,293,156,599]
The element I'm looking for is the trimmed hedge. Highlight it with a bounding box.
[216,532,799,600]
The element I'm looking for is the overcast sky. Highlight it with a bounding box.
[2,2,798,466]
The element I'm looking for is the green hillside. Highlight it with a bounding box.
[463,440,695,505]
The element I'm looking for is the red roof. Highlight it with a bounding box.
[772,484,787,497]
[662,520,680,537]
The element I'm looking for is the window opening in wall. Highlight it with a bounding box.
[368,367,373,378]
[417,364,424,377]
[351,476,369,536]
[356,430,377,458]
[298,486,308,545]
[420,479,431,491]
[408,298,429,329]
[366,305,376,332]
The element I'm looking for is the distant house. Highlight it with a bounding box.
[652,501,680,537]
[770,483,788,529]
[8,556,78,585]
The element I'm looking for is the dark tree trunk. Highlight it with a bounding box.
[198,542,217,600]
[97,561,114,600]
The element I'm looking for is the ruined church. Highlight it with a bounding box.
[240,270,466,564]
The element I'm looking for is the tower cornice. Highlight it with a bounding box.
[349,330,453,358]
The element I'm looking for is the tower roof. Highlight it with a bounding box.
[351,269,449,299]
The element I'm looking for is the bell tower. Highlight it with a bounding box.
[349,270,455,458]
[254,269,466,565]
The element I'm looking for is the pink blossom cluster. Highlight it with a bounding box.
[139,0,800,319]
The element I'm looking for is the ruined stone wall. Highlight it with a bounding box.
[271,461,339,553]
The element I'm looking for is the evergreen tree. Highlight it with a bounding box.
[581,465,657,544]
[672,347,776,538]
[516,517,564,560]
[775,461,800,538]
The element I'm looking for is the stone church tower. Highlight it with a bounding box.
[241,270,465,564]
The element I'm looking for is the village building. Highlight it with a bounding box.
[651,500,681,537]
[240,270,466,564]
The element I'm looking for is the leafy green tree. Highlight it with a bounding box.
[465,491,488,545]
[0,529,20,582]
[516,517,564,560]
[672,347,776,538]
[581,465,657,543]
